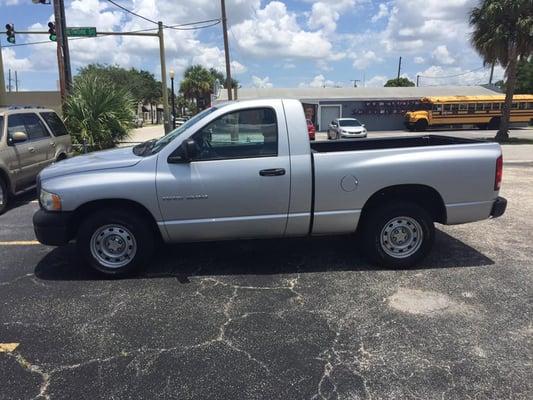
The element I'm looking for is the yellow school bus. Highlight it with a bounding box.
[404,94,533,131]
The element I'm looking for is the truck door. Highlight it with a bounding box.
[156,106,291,241]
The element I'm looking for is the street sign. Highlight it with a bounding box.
[65,27,96,37]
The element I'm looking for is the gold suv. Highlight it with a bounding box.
[0,106,72,214]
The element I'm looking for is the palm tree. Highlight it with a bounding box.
[64,72,135,151]
[179,65,214,110]
[470,0,533,141]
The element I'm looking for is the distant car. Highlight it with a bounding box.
[328,118,367,140]
[306,119,316,140]
[0,106,72,214]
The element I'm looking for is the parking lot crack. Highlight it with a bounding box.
[6,352,51,400]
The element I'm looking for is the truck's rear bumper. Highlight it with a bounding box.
[33,210,73,246]
[490,196,507,218]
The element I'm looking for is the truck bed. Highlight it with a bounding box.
[310,135,484,153]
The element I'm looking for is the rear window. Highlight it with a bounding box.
[40,112,69,136]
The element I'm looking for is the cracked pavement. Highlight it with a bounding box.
[1,163,532,399]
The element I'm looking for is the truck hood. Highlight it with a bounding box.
[40,147,142,181]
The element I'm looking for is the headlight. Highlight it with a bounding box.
[39,189,62,211]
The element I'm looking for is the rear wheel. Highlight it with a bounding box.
[360,202,435,268]
[476,123,488,130]
[414,119,428,132]
[77,209,154,276]
[0,177,8,215]
[488,117,500,130]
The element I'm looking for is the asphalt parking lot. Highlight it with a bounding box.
[1,157,532,399]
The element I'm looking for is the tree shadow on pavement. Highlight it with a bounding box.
[34,229,494,282]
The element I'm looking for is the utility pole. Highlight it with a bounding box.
[7,69,12,92]
[158,21,170,134]
[350,79,360,87]
[221,0,233,100]
[397,56,402,81]
[0,42,5,103]
[53,0,72,100]
[15,70,18,91]
[416,75,420,87]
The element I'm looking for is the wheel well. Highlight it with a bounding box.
[0,168,12,194]
[56,153,67,161]
[360,185,446,224]
[69,199,162,241]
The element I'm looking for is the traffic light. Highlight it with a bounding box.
[5,24,15,44]
[48,22,56,42]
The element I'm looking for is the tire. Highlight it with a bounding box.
[56,153,67,162]
[360,202,435,268]
[77,209,154,276]
[0,176,8,215]
[414,119,428,132]
[488,117,500,130]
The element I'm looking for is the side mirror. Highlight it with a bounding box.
[10,131,28,144]
[168,138,198,163]
[361,124,365,127]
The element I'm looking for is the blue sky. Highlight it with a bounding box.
[0,0,504,91]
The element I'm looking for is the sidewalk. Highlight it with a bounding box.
[128,124,165,143]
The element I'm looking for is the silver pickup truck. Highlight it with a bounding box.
[33,99,506,275]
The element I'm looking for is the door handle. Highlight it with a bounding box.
[259,168,286,176]
[28,147,35,153]
[50,142,56,147]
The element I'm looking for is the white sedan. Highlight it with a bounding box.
[327,118,367,140]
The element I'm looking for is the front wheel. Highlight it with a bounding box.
[77,209,154,276]
[0,176,8,215]
[360,202,435,268]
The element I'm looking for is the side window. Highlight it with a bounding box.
[40,112,69,136]
[459,104,468,111]
[511,102,518,109]
[467,103,475,112]
[192,108,278,161]
[443,104,452,112]
[528,102,533,110]
[7,114,27,137]
[24,114,49,140]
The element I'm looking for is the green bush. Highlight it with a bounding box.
[64,72,135,151]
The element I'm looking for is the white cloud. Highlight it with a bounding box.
[1,47,32,71]
[366,75,387,87]
[307,0,365,33]
[299,74,343,88]
[371,3,389,23]
[432,45,455,65]
[251,75,273,88]
[352,50,382,70]
[0,0,21,5]
[231,1,335,59]
[414,56,425,64]
[381,0,477,53]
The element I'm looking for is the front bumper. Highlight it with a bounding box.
[33,209,73,246]
[340,132,367,138]
[490,196,507,218]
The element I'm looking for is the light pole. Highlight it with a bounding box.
[170,69,176,130]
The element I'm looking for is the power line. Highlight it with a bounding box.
[105,0,220,30]
[418,66,486,79]
[106,0,159,25]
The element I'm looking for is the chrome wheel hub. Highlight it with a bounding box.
[380,216,423,259]
[90,225,136,268]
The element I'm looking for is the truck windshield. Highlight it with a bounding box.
[142,107,218,155]
[338,119,361,127]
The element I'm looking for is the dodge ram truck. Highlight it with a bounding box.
[33,99,507,275]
